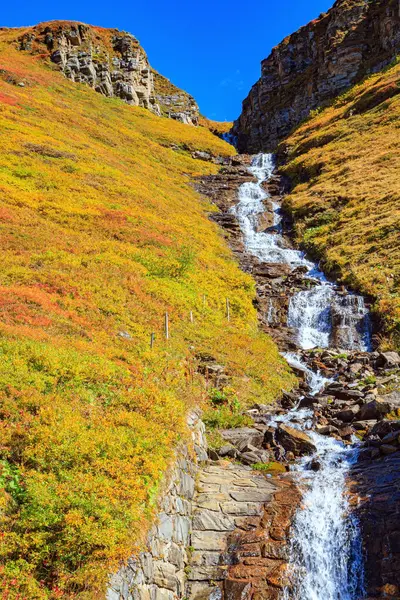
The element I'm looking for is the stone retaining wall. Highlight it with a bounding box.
[106,411,208,600]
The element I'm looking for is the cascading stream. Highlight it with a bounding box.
[233,153,371,352]
[234,154,367,599]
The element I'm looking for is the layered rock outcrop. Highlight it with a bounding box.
[233,0,400,152]
[18,22,161,113]
[154,71,200,125]
[17,21,200,124]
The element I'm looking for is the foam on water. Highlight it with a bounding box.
[235,153,371,352]
[282,436,364,600]
[283,352,331,396]
[235,154,366,599]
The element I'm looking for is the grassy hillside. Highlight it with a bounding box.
[0,30,295,598]
[198,117,233,137]
[279,59,400,347]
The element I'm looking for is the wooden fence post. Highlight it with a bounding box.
[226,298,230,322]
[165,312,169,340]
[150,332,155,349]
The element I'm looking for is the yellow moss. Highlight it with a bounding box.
[0,36,295,598]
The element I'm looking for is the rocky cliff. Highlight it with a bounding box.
[233,0,400,152]
[15,21,200,124]
[154,71,200,125]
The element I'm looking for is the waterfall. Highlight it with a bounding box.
[234,153,371,352]
[287,287,334,350]
[282,438,364,600]
[233,156,315,268]
[283,352,332,396]
[236,154,366,600]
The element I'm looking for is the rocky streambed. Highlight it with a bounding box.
[194,154,400,599]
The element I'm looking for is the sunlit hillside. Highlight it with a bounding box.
[280,60,400,347]
[0,28,295,598]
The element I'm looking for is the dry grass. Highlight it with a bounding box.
[279,59,400,347]
[199,116,233,137]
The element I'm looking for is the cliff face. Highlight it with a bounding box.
[233,0,400,152]
[15,21,200,124]
[154,71,200,125]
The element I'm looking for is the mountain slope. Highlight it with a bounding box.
[7,21,201,124]
[233,0,400,152]
[279,60,400,346]
[0,27,295,598]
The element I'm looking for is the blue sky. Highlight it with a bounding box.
[3,0,333,121]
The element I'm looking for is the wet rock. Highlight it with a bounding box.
[309,458,321,472]
[380,444,398,456]
[298,395,320,408]
[381,431,400,444]
[316,425,339,436]
[281,391,298,409]
[263,427,276,448]
[370,447,381,459]
[275,424,316,456]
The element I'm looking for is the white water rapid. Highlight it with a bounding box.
[234,154,367,600]
[234,153,371,352]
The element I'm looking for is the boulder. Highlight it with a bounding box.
[240,451,264,466]
[332,389,364,401]
[380,444,398,456]
[275,424,316,456]
[298,396,320,408]
[353,420,377,431]
[379,390,400,411]
[254,263,291,279]
[316,425,339,436]
[334,406,359,423]
[218,444,238,458]
[378,352,400,368]
[349,362,364,374]
[338,426,354,440]
[263,427,276,448]
[369,420,400,439]
[220,428,265,449]
[356,399,393,421]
